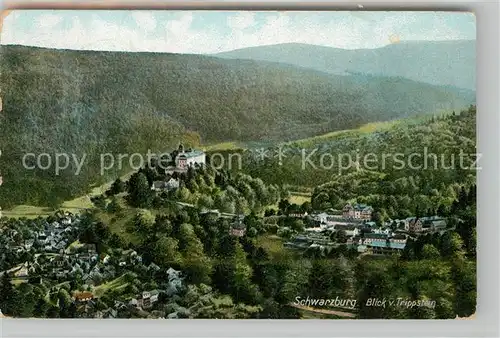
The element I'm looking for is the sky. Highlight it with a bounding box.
[0,10,476,54]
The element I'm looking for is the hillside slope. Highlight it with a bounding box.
[0,45,474,207]
[1,44,474,143]
[233,106,476,222]
[215,40,476,90]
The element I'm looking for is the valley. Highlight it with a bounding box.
[0,107,477,319]
[0,22,477,320]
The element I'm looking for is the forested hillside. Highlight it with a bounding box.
[234,106,477,219]
[0,45,474,207]
[1,45,474,143]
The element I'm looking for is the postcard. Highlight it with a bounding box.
[0,10,476,319]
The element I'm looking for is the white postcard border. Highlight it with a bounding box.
[0,0,498,337]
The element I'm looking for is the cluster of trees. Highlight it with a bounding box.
[1,102,478,319]
[1,174,477,320]
[354,255,475,319]
[103,165,284,215]
[70,209,272,317]
[0,209,263,319]
[306,107,476,220]
[238,107,475,195]
[103,189,475,319]
[403,185,477,260]
[0,274,75,318]
[1,49,201,208]
[271,199,312,216]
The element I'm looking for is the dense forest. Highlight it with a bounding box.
[0,107,477,319]
[102,141,477,319]
[0,163,476,319]
[0,44,474,207]
[234,106,477,218]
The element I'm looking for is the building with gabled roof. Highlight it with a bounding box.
[367,240,406,255]
[168,143,206,171]
[343,203,373,220]
[74,291,94,303]
[407,217,422,233]
[420,216,447,232]
[130,290,160,309]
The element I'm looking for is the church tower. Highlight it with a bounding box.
[178,142,184,153]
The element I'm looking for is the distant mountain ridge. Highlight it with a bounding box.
[1,44,474,144]
[214,40,476,90]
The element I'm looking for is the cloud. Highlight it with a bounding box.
[166,12,193,36]
[132,11,157,33]
[0,11,475,54]
[219,12,368,51]
[36,13,63,28]
[227,12,256,30]
[1,10,20,43]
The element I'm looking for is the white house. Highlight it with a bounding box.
[165,178,180,190]
[14,264,29,278]
[103,255,111,264]
[344,227,360,237]
[130,290,160,309]
[389,238,407,245]
[151,178,180,192]
[174,144,206,170]
[315,213,337,227]
[372,227,392,236]
[314,213,328,224]
[62,217,72,226]
[343,203,373,220]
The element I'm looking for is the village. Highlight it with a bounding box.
[0,212,185,319]
[283,203,451,256]
[0,199,423,318]
[0,143,468,320]
[107,143,453,258]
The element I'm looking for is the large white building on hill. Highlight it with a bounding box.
[174,144,206,170]
[164,143,206,175]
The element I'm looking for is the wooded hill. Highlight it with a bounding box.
[0,44,474,207]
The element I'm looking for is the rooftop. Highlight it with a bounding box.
[177,150,205,159]
[74,291,94,300]
[420,216,444,221]
[364,233,388,239]
[152,181,167,189]
[368,241,406,250]
[344,203,373,211]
